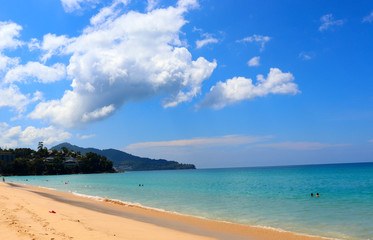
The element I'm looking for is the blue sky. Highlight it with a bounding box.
[0,0,372,168]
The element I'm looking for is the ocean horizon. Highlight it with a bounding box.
[7,162,373,240]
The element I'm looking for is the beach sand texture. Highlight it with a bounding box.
[0,182,326,240]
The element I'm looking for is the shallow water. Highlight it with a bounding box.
[7,162,373,240]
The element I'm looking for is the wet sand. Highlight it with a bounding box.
[0,182,326,240]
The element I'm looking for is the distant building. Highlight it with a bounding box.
[0,153,15,163]
[63,156,77,167]
[44,157,55,163]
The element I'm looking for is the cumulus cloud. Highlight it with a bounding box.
[237,34,271,51]
[4,62,66,84]
[126,135,272,150]
[0,85,41,113]
[0,20,59,115]
[247,56,260,67]
[256,142,348,150]
[81,104,115,123]
[0,21,23,51]
[319,14,344,32]
[31,33,74,63]
[0,21,22,72]
[198,68,299,109]
[29,1,216,128]
[0,54,19,72]
[0,122,71,148]
[0,85,28,112]
[363,11,373,23]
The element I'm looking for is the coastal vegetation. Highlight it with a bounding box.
[0,142,196,175]
[52,143,196,171]
[0,142,115,176]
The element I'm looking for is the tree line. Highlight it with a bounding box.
[0,142,115,176]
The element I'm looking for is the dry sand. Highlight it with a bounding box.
[0,182,327,240]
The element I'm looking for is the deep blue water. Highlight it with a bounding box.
[7,162,373,240]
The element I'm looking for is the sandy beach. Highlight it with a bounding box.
[0,182,326,240]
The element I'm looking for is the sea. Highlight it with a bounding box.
[6,162,373,240]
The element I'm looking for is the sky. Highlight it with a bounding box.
[0,0,372,168]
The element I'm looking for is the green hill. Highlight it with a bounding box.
[51,143,196,171]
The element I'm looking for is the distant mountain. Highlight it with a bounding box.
[51,143,196,171]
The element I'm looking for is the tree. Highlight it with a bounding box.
[0,144,115,176]
[38,142,44,152]
[61,147,69,155]
[31,159,45,175]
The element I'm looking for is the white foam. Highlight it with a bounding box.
[251,225,340,240]
[69,191,207,218]
[37,186,56,191]
[71,192,105,201]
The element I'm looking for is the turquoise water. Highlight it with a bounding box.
[7,162,373,240]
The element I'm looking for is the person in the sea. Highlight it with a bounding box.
[2,177,4,182]
[311,193,314,197]
[316,193,320,197]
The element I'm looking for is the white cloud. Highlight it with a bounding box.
[0,54,19,72]
[0,22,22,72]
[90,0,129,25]
[0,122,71,148]
[363,11,373,23]
[60,0,98,12]
[90,7,115,25]
[247,56,260,67]
[81,104,115,122]
[34,33,73,63]
[77,134,96,139]
[0,85,38,113]
[198,68,299,109]
[299,51,313,60]
[4,62,66,84]
[126,135,272,150]
[256,142,349,150]
[0,21,65,115]
[237,34,271,51]
[177,0,199,9]
[29,1,216,128]
[146,0,160,11]
[319,14,344,32]
[196,36,218,49]
[0,21,23,51]
[194,28,219,49]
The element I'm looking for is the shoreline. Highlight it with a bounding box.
[0,182,330,240]
[70,192,335,240]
